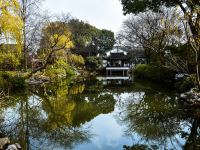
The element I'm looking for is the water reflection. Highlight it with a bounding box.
[118,80,200,150]
[97,76,133,86]
[0,98,89,149]
[0,78,200,149]
[0,79,116,149]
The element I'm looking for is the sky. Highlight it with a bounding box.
[42,0,127,34]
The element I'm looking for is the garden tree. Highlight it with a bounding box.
[68,19,98,49]
[32,20,74,75]
[120,0,200,88]
[0,0,23,70]
[92,29,115,54]
[119,9,182,65]
[68,19,115,55]
[20,0,43,71]
[85,56,101,70]
[164,44,194,73]
[69,54,85,67]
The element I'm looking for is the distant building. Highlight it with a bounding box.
[105,46,146,65]
[103,48,131,76]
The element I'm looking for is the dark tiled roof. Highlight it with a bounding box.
[104,53,130,60]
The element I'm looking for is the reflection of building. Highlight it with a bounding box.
[97,76,133,86]
[103,48,131,76]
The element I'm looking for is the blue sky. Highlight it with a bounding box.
[42,0,127,34]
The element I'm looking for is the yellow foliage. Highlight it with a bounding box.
[50,33,74,49]
[0,0,23,44]
[42,22,74,51]
[45,93,77,129]
[70,54,85,66]
[0,0,23,68]
[69,84,85,95]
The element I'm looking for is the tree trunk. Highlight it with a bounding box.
[179,4,200,90]
[195,52,200,90]
[28,50,55,77]
[22,0,28,71]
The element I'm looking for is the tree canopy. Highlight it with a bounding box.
[120,0,200,14]
[68,19,114,54]
[68,19,98,49]
[120,0,200,88]
[0,0,22,43]
[93,29,115,54]
[0,0,23,69]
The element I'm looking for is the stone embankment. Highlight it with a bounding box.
[180,88,200,107]
[26,75,50,85]
[0,137,21,150]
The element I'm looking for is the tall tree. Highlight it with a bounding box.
[120,0,200,88]
[68,19,98,49]
[31,19,74,75]
[119,9,182,65]
[20,0,43,71]
[92,29,115,54]
[0,0,23,69]
[68,19,115,55]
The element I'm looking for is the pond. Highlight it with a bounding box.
[0,77,199,150]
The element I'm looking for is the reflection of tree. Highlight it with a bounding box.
[123,143,158,150]
[35,80,115,127]
[0,84,91,149]
[119,87,183,148]
[0,79,115,149]
[72,93,115,127]
[180,108,200,150]
[117,80,200,150]
[183,118,200,150]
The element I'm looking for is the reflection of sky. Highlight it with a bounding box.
[3,107,19,125]
[73,113,133,150]
[73,91,187,150]
[73,92,137,150]
[0,88,190,150]
[3,95,48,125]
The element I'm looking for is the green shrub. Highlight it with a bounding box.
[9,76,26,88]
[0,71,12,80]
[85,56,101,70]
[44,62,75,80]
[66,68,75,77]
[0,71,26,89]
[133,64,175,84]
[133,64,149,78]
[175,74,196,92]
[0,76,7,88]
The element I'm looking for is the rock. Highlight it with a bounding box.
[25,79,43,85]
[6,143,21,150]
[194,95,199,99]
[0,137,10,149]
[180,93,187,99]
[196,93,200,98]
[26,75,50,85]
[180,87,200,106]
[40,76,50,82]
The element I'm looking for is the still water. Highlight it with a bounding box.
[0,77,199,150]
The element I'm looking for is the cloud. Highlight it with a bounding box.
[42,0,127,33]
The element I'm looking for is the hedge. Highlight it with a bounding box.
[133,64,175,84]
